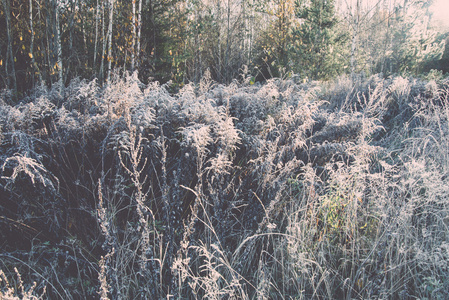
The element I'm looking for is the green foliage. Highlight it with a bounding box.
[291,0,348,79]
[374,0,446,76]
[140,0,188,83]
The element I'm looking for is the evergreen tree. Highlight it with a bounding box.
[252,0,296,80]
[390,0,445,75]
[291,0,348,79]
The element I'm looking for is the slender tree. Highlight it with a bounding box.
[94,0,99,67]
[55,0,63,91]
[131,0,136,70]
[136,0,142,68]
[2,0,17,97]
[107,0,114,82]
[29,0,42,86]
[100,0,106,81]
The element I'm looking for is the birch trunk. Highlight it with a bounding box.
[55,0,63,92]
[46,0,52,84]
[131,0,136,71]
[94,0,99,67]
[136,0,142,69]
[217,0,222,82]
[100,0,106,82]
[107,0,115,82]
[150,0,156,58]
[225,0,231,83]
[30,0,43,86]
[30,0,34,87]
[2,0,17,96]
[67,0,77,80]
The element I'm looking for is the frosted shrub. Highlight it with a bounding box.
[64,78,99,113]
[213,112,241,149]
[389,76,411,102]
[256,79,280,101]
[0,268,46,300]
[2,71,449,299]
[177,83,220,124]
[1,153,58,191]
[0,96,53,133]
[206,153,233,179]
[181,123,212,157]
[101,71,144,121]
[188,242,248,300]
[323,74,357,110]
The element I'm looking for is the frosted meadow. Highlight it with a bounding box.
[1,71,449,299]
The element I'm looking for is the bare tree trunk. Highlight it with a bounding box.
[30,0,34,87]
[131,0,136,71]
[46,0,52,84]
[136,0,142,69]
[66,0,77,82]
[29,0,43,86]
[211,0,222,82]
[350,0,360,80]
[243,0,250,66]
[100,0,106,82]
[225,0,231,83]
[107,0,115,82]
[194,7,201,82]
[68,1,74,55]
[150,0,156,60]
[94,0,99,68]
[81,4,86,53]
[2,0,17,97]
[55,0,63,92]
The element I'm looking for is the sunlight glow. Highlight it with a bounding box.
[431,0,449,29]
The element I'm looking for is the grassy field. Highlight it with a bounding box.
[1,71,449,299]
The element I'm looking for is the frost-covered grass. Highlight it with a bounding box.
[1,71,449,299]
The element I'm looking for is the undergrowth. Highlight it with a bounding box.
[1,71,449,299]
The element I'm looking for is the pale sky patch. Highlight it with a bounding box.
[430,0,449,29]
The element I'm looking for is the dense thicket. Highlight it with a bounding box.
[1,71,449,299]
[0,0,448,97]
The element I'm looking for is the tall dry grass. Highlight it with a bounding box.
[1,71,449,299]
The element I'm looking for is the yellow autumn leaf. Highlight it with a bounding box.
[20,36,22,41]
[29,53,33,59]
[22,45,26,50]
[0,59,2,66]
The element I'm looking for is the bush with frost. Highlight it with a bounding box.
[1,72,449,299]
